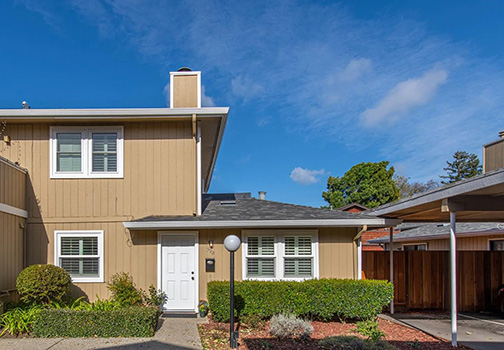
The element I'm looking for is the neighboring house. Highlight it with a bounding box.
[0,69,397,313]
[338,203,397,251]
[369,222,504,251]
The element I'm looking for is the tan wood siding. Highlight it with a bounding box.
[172,75,199,108]
[319,227,359,279]
[0,212,25,292]
[390,234,504,251]
[484,139,504,172]
[0,121,196,220]
[0,159,26,210]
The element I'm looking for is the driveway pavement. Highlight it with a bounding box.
[0,316,203,350]
[386,312,504,350]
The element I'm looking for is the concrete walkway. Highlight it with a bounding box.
[384,312,504,350]
[0,316,203,350]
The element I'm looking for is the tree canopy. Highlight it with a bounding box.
[440,151,482,184]
[393,175,440,199]
[322,161,399,209]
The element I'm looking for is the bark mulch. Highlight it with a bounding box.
[198,318,471,350]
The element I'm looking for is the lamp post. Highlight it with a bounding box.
[224,235,241,349]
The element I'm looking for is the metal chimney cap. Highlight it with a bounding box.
[499,130,504,138]
[177,67,192,72]
[258,191,266,200]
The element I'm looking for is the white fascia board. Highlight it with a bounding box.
[0,203,28,218]
[123,218,402,230]
[0,107,229,120]
[205,113,227,192]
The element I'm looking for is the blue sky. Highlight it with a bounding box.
[1,1,503,207]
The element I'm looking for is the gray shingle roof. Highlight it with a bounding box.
[370,222,504,243]
[133,193,380,222]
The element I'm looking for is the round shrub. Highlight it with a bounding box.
[16,264,72,304]
[107,272,143,306]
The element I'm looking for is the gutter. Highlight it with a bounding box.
[123,218,401,230]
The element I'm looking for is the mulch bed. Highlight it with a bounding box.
[198,318,471,349]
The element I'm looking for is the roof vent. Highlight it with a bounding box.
[499,130,504,138]
[219,200,236,206]
[177,67,192,72]
[258,191,266,200]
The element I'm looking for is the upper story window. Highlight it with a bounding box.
[490,240,504,251]
[50,126,124,178]
[243,230,319,281]
[402,243,427,251]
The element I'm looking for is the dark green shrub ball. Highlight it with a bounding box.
[16,264,72,304]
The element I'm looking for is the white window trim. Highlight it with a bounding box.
[54,230,104,283]
[242,229,319,281]
[401,243,428,251]
[50,126,124,179]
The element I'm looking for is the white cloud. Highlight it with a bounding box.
[290,167,325,185]
[360,69,448,126]
[231,75,264,102]
[163,83,215,107]
[339,58,372,82]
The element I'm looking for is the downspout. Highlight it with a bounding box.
[353,225,367,280]
[192,114,198,216]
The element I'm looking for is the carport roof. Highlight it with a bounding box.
[371,167,504,222]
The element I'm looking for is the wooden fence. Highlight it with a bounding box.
[363,251,504,312]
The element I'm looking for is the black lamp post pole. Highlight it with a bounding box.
[230,250,237,348]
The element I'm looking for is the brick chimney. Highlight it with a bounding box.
[169,68,201,108]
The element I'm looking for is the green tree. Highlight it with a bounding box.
[394,175,440,199]
[322,161,399,209]
[440,151,482,184]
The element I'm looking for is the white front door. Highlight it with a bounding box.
[160,234,197,311]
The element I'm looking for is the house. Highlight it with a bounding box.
[0,69,398,313]
[369,222,504,251]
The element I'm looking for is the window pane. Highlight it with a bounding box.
[247,258,275,277]
[57,133,81,172]
[285,237,312,255]
[284,258,312,277]
[60,258,99,277]
[61,237,81,255]
[247,237,274,256]
[82,237,98,255]
[491,241,504,251]
[92,133,117,172]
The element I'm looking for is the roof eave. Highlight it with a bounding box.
[123,218,402,230]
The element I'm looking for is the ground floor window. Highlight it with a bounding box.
[54,230,104,283]
[402,243,427,251]
[490,240,504,251]
[243,230,318,280]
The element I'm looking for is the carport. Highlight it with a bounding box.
[372,167,504,347]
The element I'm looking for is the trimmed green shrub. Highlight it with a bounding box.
[32,306,160,337]
[16,264,71,304]
[319,336,396,349]
[208,279,393,322]
[107,272,143,306]
[0,304,44,337]
[356,318,385,341]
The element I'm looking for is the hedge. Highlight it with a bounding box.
[32,306,160,337]
[208,279,393,322]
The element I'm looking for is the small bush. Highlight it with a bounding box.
[269,314,313,339]
[0,304,44,337]
[107,272,143,306]
[208,279,393,322]
[240,314,265,328]
[319,336,396,350]
[32,306,160,337]
[356,318,385,341]
[16,264,71,304]
[141,285,167,307]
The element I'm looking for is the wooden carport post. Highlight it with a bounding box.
[449,211,457,347]
[389,226,394,314]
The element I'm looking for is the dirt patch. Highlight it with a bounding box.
[198,318,470,350]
